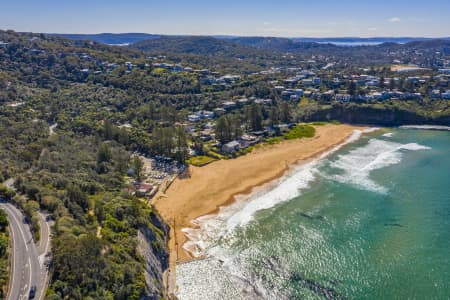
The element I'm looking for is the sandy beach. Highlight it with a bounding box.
[153,124,365,266]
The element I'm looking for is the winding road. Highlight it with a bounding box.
[0,202,51,300]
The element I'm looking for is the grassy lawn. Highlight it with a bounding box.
[187,155,218,167]
[284,124,316,140]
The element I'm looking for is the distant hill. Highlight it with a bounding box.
[52,33,160,45]
[129,36,267,57]
[53,33,450,59]
[291,37,450,44]
[129,35,450,57]
[52,33,450,47]
[230,36,338,52]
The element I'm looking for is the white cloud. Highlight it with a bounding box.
[368,27,377,31]
[388,17,401,23]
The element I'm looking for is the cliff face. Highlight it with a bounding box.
[138,212,170,300]
[301,105,450,126]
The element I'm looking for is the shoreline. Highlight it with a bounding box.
[153,124,368,270]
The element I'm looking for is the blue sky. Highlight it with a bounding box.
[1,0,449,37]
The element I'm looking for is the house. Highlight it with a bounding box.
[223,101,237,110]
[281,90,294,100]
[302,79,313,86]
[194,110,215,119]
[240,134,257,142]
[251,130,269,137]
[222,140,240,153]
[335,94,352,102]
[213,108,226,116]
[292,89,303,97]
[442,90,450,99]
[370,92,387,101]
[273,124,290,134]
[322,90,335,101]
[220,75,241,83]
[254,98,273,105]
[182,123,196,133]
[366,80,379,87]
[238,136,258,149]
[431,90,441,99]
[202,111,215,119]
[199,130,213,142]
[173,64,184,72]
[303,90,313,97]
[237,98,250,106]
[134,183,153,196]
[188,114,201,122]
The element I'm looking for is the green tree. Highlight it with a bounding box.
[379,76,385,89]
[389,78,396,90]
[280,102,290,124]
[103,120,114,140]
[348,81,357,96]
[97,143,112,164]
[174,126,188,163]
[269,107,279,127]
[66,184,89,211]
[248,102,263,131]
[132,156,144,181]
[215,116,231,143]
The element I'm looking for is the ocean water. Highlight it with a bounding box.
[176,128,450,300]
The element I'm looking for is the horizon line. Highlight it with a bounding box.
[2,29,450,40]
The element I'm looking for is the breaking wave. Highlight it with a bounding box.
[327,139,431,193]
[400,125,450,131]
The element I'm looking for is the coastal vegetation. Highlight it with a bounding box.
[0,210,9,299]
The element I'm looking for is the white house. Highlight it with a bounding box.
[188,115,201,122]
[222,140,240,153]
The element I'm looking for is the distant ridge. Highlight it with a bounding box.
[51,33,161,45]
[52,33,450,46]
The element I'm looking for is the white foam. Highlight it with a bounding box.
[400,125,450,131]
[328,139,431,193]
[226,161,317,230]
[383,132,394,138]
[176,257,259,300]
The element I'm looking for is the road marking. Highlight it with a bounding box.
[2,204,34,300]
[25,256,32,300]
[4,205,28,251]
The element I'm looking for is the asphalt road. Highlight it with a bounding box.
[0,203,51,300]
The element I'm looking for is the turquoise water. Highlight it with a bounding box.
[176,128,450,300]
